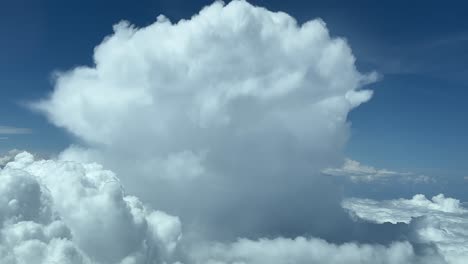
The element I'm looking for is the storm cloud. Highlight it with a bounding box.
[34,0,378,241]
[9,0,463,263]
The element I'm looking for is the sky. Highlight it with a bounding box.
[1,1,468,263]
[2,0,468,180]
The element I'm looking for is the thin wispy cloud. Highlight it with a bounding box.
[322,158,434,183]
[0,126,32,134]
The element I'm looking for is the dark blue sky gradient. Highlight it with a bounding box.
[1,0,467,179]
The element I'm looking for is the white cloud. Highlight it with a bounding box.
[0,152,181,264]
[322,158,433,183]
[0,126,32,135]
[188,237,444,264]
[0,149,22,167]
[343,194,468,264]
[34,0,377,240]
[17,0,465,263]
[1,152,450,264]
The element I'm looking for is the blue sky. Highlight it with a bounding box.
[2,2,468,262]
[1,0,467,181]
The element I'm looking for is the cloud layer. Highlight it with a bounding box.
[0,152,449,264]
[322,158,433,183]
[189,237,443,264]
[343,194,468,264]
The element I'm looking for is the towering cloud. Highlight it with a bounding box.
[34,0,376,240]
[15,0,465,263]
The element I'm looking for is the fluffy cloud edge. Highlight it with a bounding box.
[343,194,468,264]
[0,152,182,264]
[1,152,454,264]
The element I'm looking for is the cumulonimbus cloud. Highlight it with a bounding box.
[17,0,465,263]
[33,0,377,240]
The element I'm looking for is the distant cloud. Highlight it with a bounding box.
[322,158,433,183]
[190,237,440,264]
[343,194,468,263]
[0,126,32,134]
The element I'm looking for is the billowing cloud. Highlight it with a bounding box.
[343,194,468,264]
[16,0,464,263]
[322,158,433,183]
[1,152,449,264]
[34,0,377,240]
[0,152,181,264]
